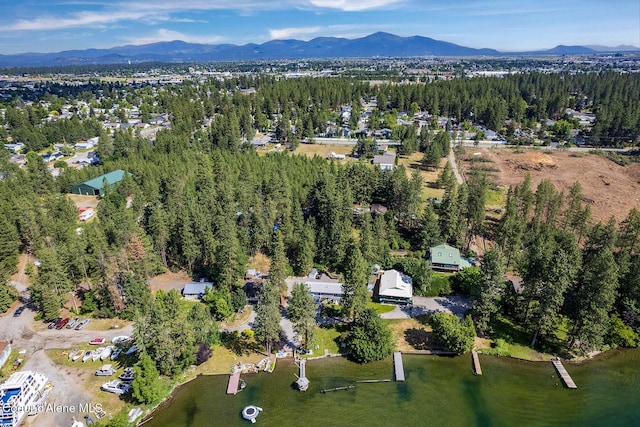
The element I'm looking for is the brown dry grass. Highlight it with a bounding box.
[66,194,99,210]
[294,143,355,160]
[459,148,640,222]
[148,270,192,293]
[387,316,440,352]
[248,253,271,274]
[397,152,447,200]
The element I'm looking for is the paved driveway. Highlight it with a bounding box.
[380,295,470,319]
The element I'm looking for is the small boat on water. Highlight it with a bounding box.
[82,351,94,363]
[111,347,122,361]
[72,350,83,362]
[241,406,262,423]
[92,347,105,362]
[100,346,113,361]
[101,380,130,395]
[68,349,78,361]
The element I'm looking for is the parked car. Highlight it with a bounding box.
[75,319,90,330]
[89,337,106,345]
[66,317,80,329]
[13,306,25,317]
[48,317,62,329]
[55,318,70,329]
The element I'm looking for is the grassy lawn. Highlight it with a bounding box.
[304,326,342,358]
[197,344,265,375]
[367,302,396,315]
[476,315,552,361]
[84,318,133,332]
[0,349,27,381]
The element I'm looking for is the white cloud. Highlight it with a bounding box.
[308,0,404,12]
[269,26,323,40]
[124,29,224,45]
[268,24,393,41]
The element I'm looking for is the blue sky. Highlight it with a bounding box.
[0,0,638,54]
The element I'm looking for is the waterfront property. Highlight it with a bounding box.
[374,270,413,305]
[429,244,471,272]
[71,169,129,196]
[287,271,344,303]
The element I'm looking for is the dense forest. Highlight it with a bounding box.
[1,71,640,377]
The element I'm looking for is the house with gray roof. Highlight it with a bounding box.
[374,269,412,305]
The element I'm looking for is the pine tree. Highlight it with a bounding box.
[288,283,317,349]
[341,239,370,320]
[254,281,282,355]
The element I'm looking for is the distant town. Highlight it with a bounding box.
[0,54,639,426]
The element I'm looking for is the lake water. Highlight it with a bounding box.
[145,349,640,427]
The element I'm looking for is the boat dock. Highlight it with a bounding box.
[472,350,482,375]
[265,354,276,373]
[227,371,241,395]
[295,359,309,391]
[551,358,577,389]
[394,352,405,382]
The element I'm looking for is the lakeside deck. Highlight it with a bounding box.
[472,350,482,375]
[394,352,405,382]
[551,358,577,389]
[226,371,241,395]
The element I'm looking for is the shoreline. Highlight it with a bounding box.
[138,346,617,424]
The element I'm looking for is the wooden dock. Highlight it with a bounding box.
[394,352,405,382]
[226,371,241,395]
[321,385,355,393]
[551,358,577,389]
[471,350,482,375]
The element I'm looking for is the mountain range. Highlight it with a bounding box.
[0,32,637,68]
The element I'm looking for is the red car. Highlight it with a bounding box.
[89,337,106,345]
[55,318,70,329]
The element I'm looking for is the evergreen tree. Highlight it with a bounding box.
[287,283,317,349]
[131,352,163,404]
[346,308,394,363]
[254,280,282,355]
[340,239,370,320]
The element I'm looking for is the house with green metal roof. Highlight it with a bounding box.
[429,244,471,272]
[71,169,128,196]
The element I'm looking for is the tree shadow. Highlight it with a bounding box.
[404,328,433,350]
[221,331,263,356]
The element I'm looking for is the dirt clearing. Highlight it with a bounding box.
[459,148,640,222]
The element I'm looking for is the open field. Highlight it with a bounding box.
[458,148,640,221]
[148,270,192,293]
[295,143,355,160]
[397,152,446,199]
[66,194,99,211]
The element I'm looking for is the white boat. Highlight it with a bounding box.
[127,408,143,423]
[100,380,130,395]
[111,336,130,345]
[82,351,94,363]
[0,371,50,426]
[110,348,122,360]
[72,350,83,362]
[68,349,78,361]
[95,364,116,376]
[92,347,105,362]
[241,406,263,423]
[100,346,113,361]
[119,367,135,382]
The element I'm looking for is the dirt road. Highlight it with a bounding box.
[0,307,134,427]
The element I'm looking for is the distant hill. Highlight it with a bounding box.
[0,32,635,67]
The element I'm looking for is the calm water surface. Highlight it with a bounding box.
[145,349,640,427]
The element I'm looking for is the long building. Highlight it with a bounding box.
[71,169,128,196]
[0,371,50,427]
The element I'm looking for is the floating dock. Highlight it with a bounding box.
[321,385,355,393]
[551,358,577,389]
[394,352,405,382]
[227,371,241,395]
[472,350,482,375]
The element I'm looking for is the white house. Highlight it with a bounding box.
[374,269,413,305]
[372,153,396,170]
[182,280,214,299]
